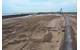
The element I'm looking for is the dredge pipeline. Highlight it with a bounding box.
[60,15,77,50]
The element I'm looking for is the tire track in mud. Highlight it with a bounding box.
[19,18,63,50]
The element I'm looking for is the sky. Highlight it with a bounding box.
[2,0,77,15]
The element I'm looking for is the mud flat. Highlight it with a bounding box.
[2,14,76,50]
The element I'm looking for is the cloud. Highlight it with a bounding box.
[2,0,77,15]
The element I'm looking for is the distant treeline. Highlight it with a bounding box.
[36,12,77,15]
[2,12,77,19]
[2,13,33,19]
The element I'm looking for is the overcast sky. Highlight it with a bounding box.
[2,0,77,15]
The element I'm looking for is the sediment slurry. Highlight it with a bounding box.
[2,14,76,50]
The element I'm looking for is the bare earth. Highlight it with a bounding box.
[2,14,77,50]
